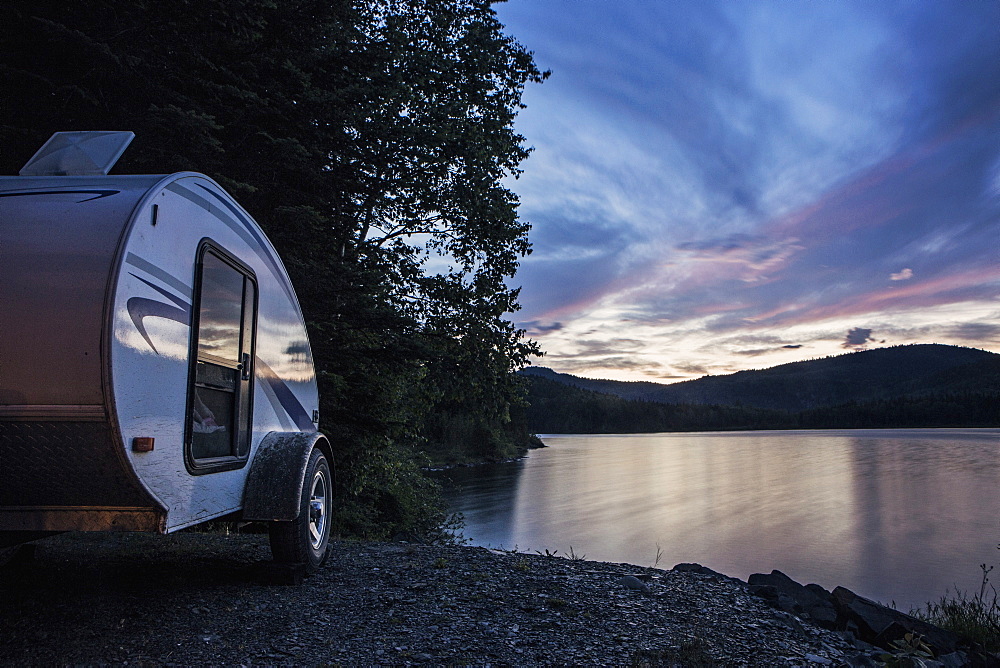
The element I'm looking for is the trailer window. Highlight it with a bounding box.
[187,244,256,472]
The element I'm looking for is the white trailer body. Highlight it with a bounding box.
[0,132,332,569]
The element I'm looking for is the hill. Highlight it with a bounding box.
[520,344,1000,433]
[521,344,1000,411]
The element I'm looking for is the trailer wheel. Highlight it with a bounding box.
[268,448,332,572]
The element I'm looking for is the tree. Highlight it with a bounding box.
[1,0,546,537]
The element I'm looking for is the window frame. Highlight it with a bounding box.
[184,239,258,475]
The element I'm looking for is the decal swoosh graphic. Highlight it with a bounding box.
[126,253,192,299]
[126,297,189,354]
[0,189,119,202]
[129,273,192,311]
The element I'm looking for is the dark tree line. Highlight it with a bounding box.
[795,392,1000,429]
[525,378,790,434]
[1,0,546,537]
[525,377,1000,434]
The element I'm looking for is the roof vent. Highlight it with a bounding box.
[19,131,135,176]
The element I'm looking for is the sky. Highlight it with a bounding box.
[493,0,1000,383]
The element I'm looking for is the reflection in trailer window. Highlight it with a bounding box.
[187,244,256,473]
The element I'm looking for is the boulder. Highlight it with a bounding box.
[619,575,652,596]
[672,563,728,578]
[831,586,959,655]
[747,570,838,630]
[937,651,969,668]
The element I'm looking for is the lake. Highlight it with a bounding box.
[439,429,1000,611]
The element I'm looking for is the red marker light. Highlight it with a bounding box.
[132,437,154,452]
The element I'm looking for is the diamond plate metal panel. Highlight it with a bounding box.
[0,421,152,507]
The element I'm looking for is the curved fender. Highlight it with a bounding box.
[241,431,328,521]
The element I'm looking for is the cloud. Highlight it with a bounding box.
[892,3,1000,144]
[498,1,1000,381]
[948,322,1000,342]
[780,267,1000,329]
[735,348,773,357]
[547,355,661,374]
[574,339,646,356]
[733,341,809,356]
[842,327,874,348]
[520,320,564,335]
[540,338,649,359]
[674,233,803,282]
[672,362,708,376]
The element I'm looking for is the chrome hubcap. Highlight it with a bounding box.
[308,469,327,549]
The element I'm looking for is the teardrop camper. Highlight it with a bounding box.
[0,132,333,571]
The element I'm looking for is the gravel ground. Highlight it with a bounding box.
[0,531,871,666]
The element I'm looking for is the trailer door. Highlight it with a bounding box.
[186,242,257,473]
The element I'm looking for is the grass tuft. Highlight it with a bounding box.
[911,563,1000,653]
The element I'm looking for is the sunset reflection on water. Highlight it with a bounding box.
[440,429,1000,610]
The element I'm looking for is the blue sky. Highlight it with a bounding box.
[495,0,1000,381]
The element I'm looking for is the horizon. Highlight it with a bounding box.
[496,1,1000,383]
[523,341,997,386]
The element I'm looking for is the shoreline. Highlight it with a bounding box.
[2,532,996,666]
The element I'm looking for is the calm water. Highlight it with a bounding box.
[439,429,1000,611]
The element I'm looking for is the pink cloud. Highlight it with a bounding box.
[763,267,1000,327]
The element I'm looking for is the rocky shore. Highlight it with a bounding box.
[0,532,995,666]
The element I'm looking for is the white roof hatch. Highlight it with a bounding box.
[19,131,135,176]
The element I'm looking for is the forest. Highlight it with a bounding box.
[523,344,1000,434]
[525,376,1000,434]
[1,0,546,538]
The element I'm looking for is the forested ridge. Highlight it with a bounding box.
[523,344,1000,433]
[1,0,546,538]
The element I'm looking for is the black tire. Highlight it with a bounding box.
[268,448,332,572]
